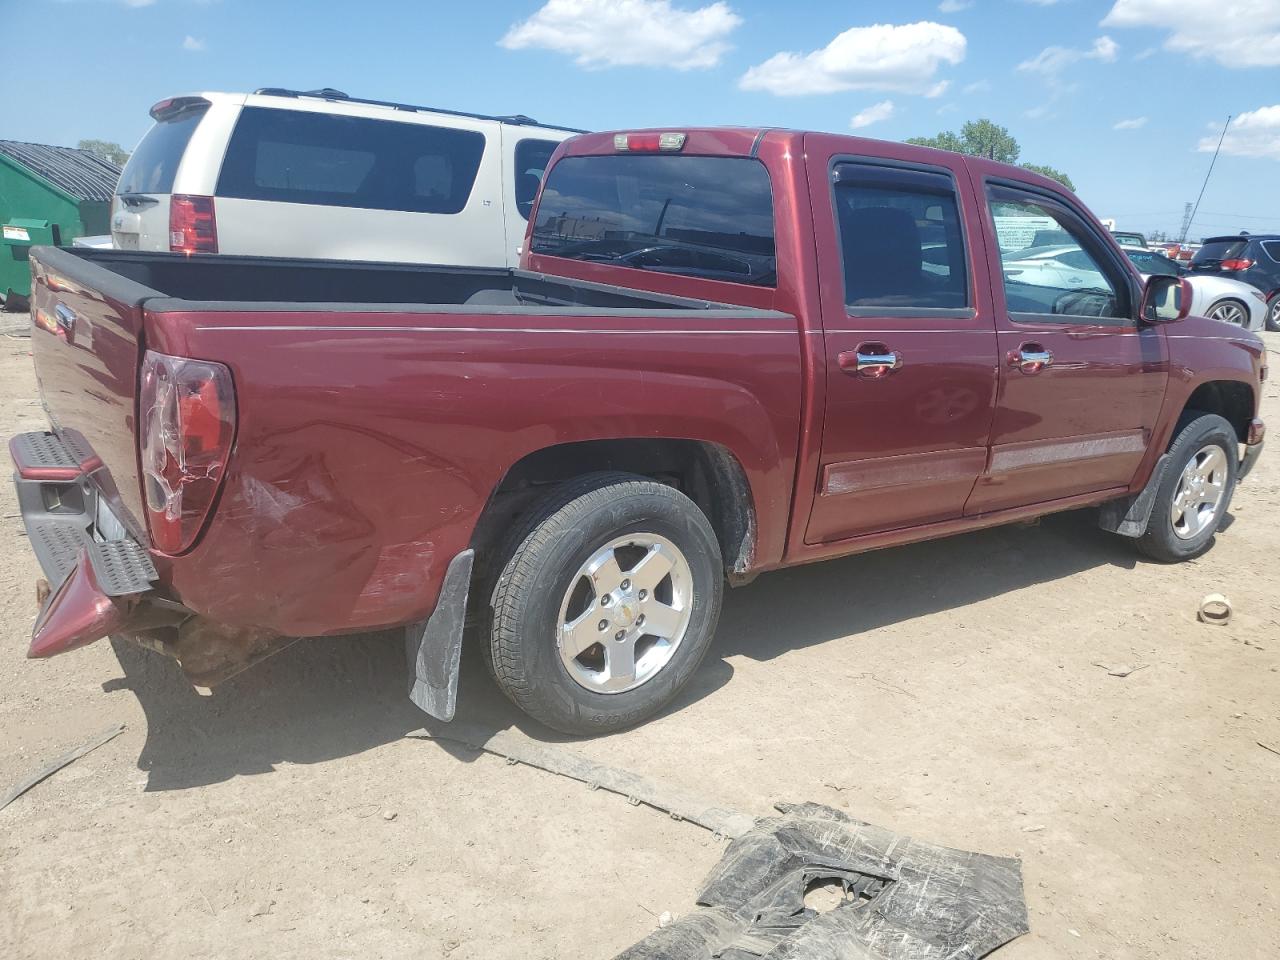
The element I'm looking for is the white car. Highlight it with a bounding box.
[1125,248,1267,332]
[1002,245,1266,332]
[111,88,581,267]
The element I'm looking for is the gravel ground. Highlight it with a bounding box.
[1,313,1277,959]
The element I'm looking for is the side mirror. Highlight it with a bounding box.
[1141,275,1191,324]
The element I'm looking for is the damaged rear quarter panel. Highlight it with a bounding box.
[142,307,801,637]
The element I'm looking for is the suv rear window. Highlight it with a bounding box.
[1192,239,1248,264]
[216,107,486,214]
[531,155,775,286]
[116,105,208,195]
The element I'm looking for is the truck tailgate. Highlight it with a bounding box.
[27,246,155,541]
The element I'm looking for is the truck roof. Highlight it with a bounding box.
[559,127,1079,195]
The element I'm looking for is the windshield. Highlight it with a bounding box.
[531,154,776,286]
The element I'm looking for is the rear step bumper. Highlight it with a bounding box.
[11,430,159,657]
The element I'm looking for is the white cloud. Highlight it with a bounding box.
[1025,104,1053,119]
[1113,116,1148,129]
[1134,46,1157,61]
[1017,35,1118,74]
[938,0,973,11]
[499,0,741,70]
[1102,0,1280,68]
[962,79,990,94]
[182,35,205,51]
[851,100,896,129]
[1022,0,1064,5]
[740,22,966,96]
[1199,105,1280,160]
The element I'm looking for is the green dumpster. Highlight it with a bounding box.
[0,140,120,308]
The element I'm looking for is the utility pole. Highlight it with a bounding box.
[1178,202,1193,243]
[1181,115,1231,243]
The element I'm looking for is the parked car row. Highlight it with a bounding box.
[1189,234,1280,332]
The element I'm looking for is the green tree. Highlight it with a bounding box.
[907,119,1019,163]
[905,118,1075,192]
[77,139,130,167]
[1020,163,1076,192]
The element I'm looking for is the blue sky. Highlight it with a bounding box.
[4,0,1278,240]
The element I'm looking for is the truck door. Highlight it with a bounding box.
[804,143,999,544]
[964,180,1167,514]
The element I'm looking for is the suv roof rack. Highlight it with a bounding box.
[251,87,587,133]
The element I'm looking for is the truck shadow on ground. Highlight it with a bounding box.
[109,509,1143,791]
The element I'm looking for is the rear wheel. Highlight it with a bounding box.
[486,472,723,735]
[1206,298,1249,328]
[1267,294,1280,333]
[1136,413,1238,563]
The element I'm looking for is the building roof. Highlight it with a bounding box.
[0,140,121,203]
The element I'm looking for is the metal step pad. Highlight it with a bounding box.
[10,431,81,480]
[88,538,158,597]
[27,519,91,588]
[26,519,157,597]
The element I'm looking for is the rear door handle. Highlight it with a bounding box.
[1009,343,1053,375]
[838,343,902,379]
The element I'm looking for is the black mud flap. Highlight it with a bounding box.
[1098,453,1172,539]
[406,549,474,722]
[616,801,1028,960]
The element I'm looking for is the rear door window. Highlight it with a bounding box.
[531,154,775,286]
[1260,240,1280,264]
[216,107,486,214]
[833,164,969,310]
[117,105,208,195]
[513,138,560,220]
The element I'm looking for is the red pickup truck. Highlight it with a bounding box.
[12,128,1266,734]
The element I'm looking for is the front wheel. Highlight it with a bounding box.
[1136,413,1238,563]
[1206,298,1250,328]
[486,473,723,735]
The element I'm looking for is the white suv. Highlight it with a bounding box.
[111,88,581,267]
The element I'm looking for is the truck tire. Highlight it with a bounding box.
[486,472,723,735]
[1136,413,1238,563]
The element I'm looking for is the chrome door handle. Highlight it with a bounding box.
[839,344,902,379]
[1009,344,1053,375]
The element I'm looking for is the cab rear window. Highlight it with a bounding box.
[216,107,486,214]
[531,155,776,286]
[116,105,208,195]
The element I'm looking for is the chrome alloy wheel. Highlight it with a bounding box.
[1171,444,1229,540]
[556,534,693,694]
[1206,300,1248,327]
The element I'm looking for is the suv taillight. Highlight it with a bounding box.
[1220,258,1254,271]
[139,350,236,554]
[169,195,218,254]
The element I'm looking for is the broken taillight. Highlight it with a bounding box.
[139,350,236,555]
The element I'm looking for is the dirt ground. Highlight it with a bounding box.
[0,312,1276,960]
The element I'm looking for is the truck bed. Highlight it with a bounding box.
[25,245,801,644]
[63,248,735,312]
